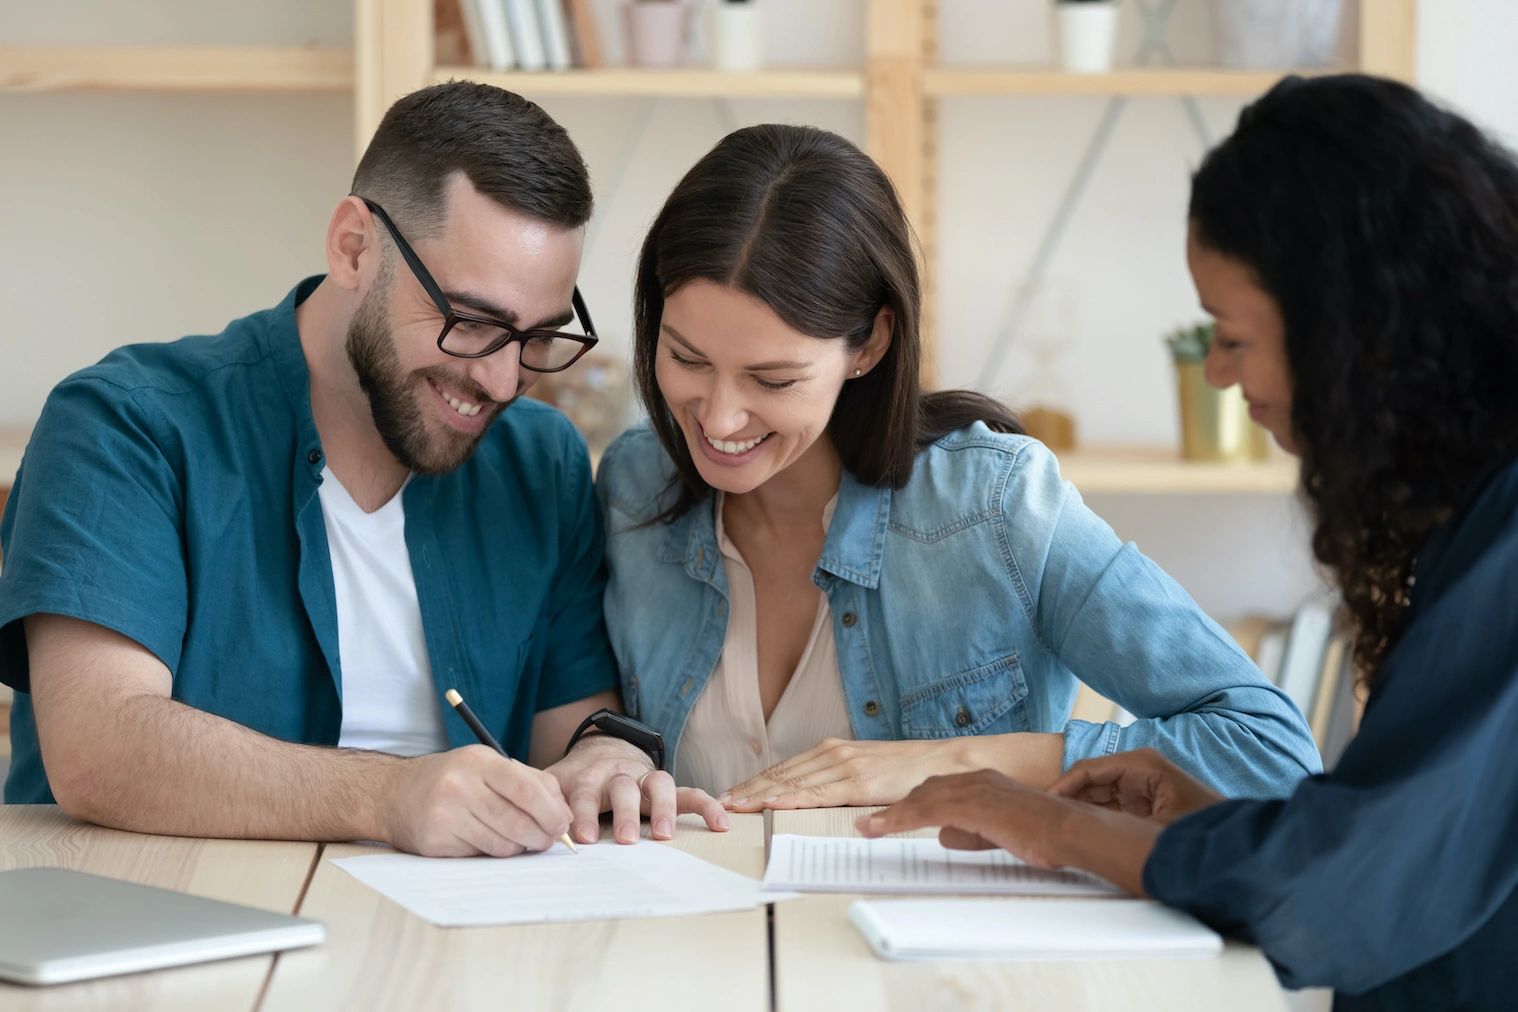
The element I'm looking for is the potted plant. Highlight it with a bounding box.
[1165,322,1270,462]
[1054,0,1120,74]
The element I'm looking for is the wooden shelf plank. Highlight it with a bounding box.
[925,66,1343,97]
[1054,446,1297,494]
[433,66,865,99]
[0,46,353,94]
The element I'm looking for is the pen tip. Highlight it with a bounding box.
[561,834,578,853]
[445,689,462,707]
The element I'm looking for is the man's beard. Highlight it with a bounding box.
[345,278,509,475]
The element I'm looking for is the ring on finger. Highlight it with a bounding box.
[637,770,658,798]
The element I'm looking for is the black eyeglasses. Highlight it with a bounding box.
[355,196,598,373]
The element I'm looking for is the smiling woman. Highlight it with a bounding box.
[594,124,1321,811]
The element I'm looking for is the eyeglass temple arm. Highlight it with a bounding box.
[352,196,453,321]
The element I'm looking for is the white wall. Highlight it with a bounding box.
[3,0,1514,619]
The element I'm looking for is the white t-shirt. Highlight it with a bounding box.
[318,467,448,757]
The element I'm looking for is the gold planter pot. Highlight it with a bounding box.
[1175,362,1271,462]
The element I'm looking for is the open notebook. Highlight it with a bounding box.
[850,898,1223,962]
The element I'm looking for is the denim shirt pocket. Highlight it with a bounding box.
[899,653,1031,739]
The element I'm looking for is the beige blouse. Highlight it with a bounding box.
[674,493,855,797]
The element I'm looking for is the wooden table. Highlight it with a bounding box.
[770,809,1287,1012]
[0,806,318,1012]
[0,806,1290,1010]
[259,813,770,1011]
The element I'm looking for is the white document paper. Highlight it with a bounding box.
[335,841,779,927]
[850,898,1223,961]
[764,835,1123,896]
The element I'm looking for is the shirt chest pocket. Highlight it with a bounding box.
[899,653,1030,739]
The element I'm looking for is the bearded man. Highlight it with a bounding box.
[0,82,726,854]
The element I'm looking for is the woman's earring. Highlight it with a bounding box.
[853,368,862,377]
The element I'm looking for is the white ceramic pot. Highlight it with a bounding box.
[710,0,763,71]
[1057,2,1120,75]
[1213,0,1344,69]
[624,1,692,68]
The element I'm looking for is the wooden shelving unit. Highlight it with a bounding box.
[433,66,864,99]
[925,66,1340,98]
[0,46,353,94]
[1055,447,1297,495]
[0,2,1417,497]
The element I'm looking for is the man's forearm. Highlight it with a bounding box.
[53,692,402,843]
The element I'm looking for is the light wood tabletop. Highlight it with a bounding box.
[0,805,319,1012]
[260,813,770,1012]
[770,808,1287,1012]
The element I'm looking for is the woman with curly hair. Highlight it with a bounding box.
[865,74,1518,1009]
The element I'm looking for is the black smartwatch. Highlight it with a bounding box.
[564,708,666,771]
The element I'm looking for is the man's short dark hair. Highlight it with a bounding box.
[351,81,592,239]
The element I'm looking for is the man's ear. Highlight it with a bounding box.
[854,305,895,376]
[326,196,376,292]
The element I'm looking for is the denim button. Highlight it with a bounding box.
[954,705,973,728]
[306,448,322,465]
[841,612,858,628]
[863,700,880,717]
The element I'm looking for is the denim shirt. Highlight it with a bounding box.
[598,423,1320,797]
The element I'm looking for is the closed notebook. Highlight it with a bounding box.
[849,898,1223,962]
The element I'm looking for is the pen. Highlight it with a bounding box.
[445,688,578,854]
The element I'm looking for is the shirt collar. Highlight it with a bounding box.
[266,276,327,494]
[660,468,891,590]
[815,469,890,589]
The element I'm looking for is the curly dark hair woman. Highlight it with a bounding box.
[1189,73,1518,682]
[861,75,1518,1010]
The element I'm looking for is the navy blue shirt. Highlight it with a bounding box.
[1,278,618,803]
[1145,456,1518,1010]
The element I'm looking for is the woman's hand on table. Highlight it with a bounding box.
[719,733,1063,812]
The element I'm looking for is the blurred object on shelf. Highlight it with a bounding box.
[1165,321,1270,463]
[528,354,632,458]
[1006,278,1080,452]
[1054,0,1120,74]
[710,0,763,72]
[624,0,692,68]
[434,0,473,66]
[1213,0,1344,69]
[1022,405,1078,452]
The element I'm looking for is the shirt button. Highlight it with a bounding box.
[749,738,763,756]
[841,612,858,628]
[955,705,973,728]
[863,700,880,717]
[306,449,322,465]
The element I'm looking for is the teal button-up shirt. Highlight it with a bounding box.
[1,277,617,803]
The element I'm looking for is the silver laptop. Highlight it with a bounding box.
[0,866,325,986]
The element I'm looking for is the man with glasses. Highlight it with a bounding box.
[0,82,727,855]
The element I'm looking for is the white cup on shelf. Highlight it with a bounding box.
[710,0,764,72]
[1055,0,1120,75]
